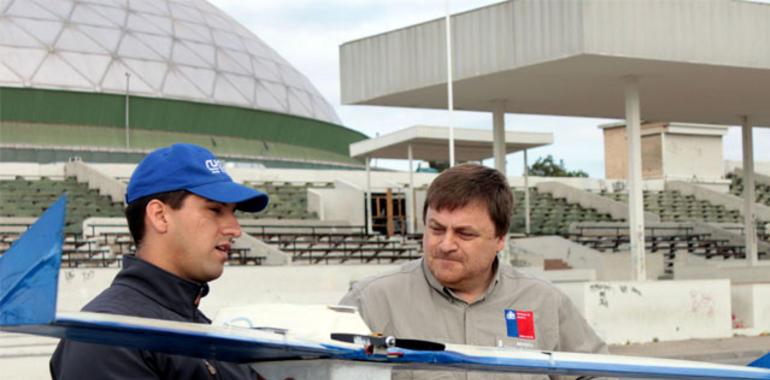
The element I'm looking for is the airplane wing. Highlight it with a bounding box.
[1,196,769,379]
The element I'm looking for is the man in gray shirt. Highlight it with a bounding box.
[340,163,608,380]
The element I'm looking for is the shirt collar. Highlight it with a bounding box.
[115,255,209,317]
[421,256,501,305]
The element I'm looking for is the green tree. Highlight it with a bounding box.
[528,155,588,177]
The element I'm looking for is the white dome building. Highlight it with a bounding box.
[0,0,363,168]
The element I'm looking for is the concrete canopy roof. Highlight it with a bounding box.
[340,0,770,127]
[349,125,553,161]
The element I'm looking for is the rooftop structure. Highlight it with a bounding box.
[340,0,770,277]
[600,123,728,181]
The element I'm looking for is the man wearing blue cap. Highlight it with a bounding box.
[50,143,269,379]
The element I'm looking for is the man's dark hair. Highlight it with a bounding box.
[125,190,191,247]
[422,163,514,237]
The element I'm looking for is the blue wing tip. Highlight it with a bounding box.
[0,195,66,326]
[749,352,770,369]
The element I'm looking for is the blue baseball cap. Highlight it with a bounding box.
[125,143,269,212]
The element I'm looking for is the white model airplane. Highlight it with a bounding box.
[1,196,769,379]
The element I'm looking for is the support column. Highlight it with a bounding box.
[492,100,507,174]
[365,156,373,235]
[524,149,531,235]
[407,144,415,234]
[445,3,455,167]
[625,76,646,281]
[741,117,758,265]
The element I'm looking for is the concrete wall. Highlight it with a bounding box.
[664,134,724,181]
[559,280,732,345]
[53,265,402,315]
[675,260,770,284]
[308,180,365,225]
[64,160,126,203]
[510,236,664,281]
[642,134,663,178]
[0,162,65,179]
[732,284,770,334]
[536,182,660,222]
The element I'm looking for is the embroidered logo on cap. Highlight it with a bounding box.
[504,309,535,340]
[205,159,223,174]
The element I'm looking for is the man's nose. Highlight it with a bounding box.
[438,231,458,253]
[222,212,242,238]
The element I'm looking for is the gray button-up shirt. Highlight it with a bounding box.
[339,258,608,380]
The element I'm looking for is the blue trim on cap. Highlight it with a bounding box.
[126,144,269,212]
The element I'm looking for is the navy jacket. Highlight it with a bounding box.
[50,255,255,379]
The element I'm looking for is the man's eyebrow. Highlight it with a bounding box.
[203,200,229,207]
[453,225,479,234]
[427,218,445,227]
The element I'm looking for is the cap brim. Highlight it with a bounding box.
[188,181,269,212]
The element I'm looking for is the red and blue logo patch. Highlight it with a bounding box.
[504,309,535,340]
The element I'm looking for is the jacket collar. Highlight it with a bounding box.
[114,255,209,316]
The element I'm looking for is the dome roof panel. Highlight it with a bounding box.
[0,18,47,48]
[177,65,216,95]
[71,4,117,27]
[216,48,252,76]
[11,18,62,47]
[123,58,167,92]
[101,60,155,94]
[88,4,127,28]
[168,3,205,23]
[256,81,288,113]
[133,32,173,59]
[128,0,170,16]
[1,0,341,124]
[85,0,126,6]
[211,29,245,51]
[0,62,23,84]
[250,57,281,82]
[127,12,172,35]
[201,10,231,30]
[222,73,255,103]
[118,33,165,61]
[32,54,93,89]
[173,20,212,43]
[172,40,213,68]
[213,75,250,105]
[31,0,73,19]
[56,25,111,54]
[241,38,274,59]
[77,25,121,52]
[0,46,48,81]
[6,0,59,20]
[58,52,113,85]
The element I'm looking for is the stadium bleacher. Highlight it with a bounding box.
[0,176,123,234]
[510,189,617,235]
[726,172,770,206]
[601,190,742,223]
[0,176,125,265]
[239,181,330,220]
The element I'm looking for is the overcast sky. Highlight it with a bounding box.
[209,0,770,178]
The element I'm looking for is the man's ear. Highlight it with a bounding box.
[496,234,506,253]
[145,199,169,234]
